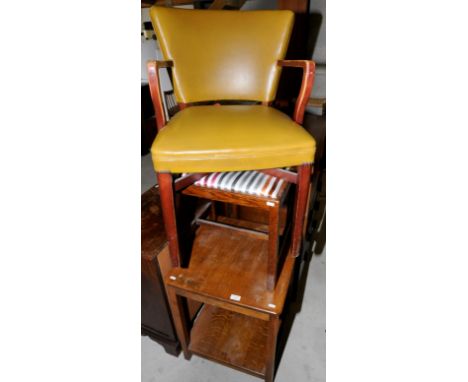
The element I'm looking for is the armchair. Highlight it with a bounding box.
[147,7,316,290]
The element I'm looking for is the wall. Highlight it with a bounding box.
[308,0,326,98]
[309,0,325,64]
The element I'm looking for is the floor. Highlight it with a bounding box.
[141,154,326,382]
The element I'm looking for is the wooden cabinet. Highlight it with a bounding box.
[141,186,180,356]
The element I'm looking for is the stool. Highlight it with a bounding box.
[182,170,290,290]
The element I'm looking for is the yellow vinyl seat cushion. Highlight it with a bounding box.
[151,105,316,173]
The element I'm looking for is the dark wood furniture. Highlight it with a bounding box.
[141,186,180,355]
[141,186,208,355]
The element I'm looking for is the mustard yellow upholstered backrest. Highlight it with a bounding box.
[149,7,294,103]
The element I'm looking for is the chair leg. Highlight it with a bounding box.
[290,164,312,257]
[157,172,181,267]
[267,205,280,291]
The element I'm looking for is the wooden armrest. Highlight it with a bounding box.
[277,60,316,124]
[155,60,174,69]
[147,60,174,131]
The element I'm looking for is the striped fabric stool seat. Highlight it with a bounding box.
[193,171,285,199]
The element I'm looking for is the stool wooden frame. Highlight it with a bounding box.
[147,59,315,291]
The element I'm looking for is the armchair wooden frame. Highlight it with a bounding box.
[147,58,315,291]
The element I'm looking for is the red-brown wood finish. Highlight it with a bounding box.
[265,315,280,382]
[182,183,285,211]
[156,172,181,267]
[278,60,316,124]
[147,60,174,132]
[267,205,280,290]
[278,0,308,13]
[166,224,296,316]
[167,286,192,360]
[290,163,312,257]
[163,223,297,380]
[182,181,289,290]
[189,304,270,378]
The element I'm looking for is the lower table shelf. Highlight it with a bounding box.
[189,304,271,379]
[166,224,295,317]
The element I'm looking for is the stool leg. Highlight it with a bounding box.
[166,287,192,360]
[157,172,181,267]
[265,315,279,382]
[267,204,280,290]
[209,202,217,221]
[231,204,239,219]
[290,164,312,257]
